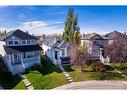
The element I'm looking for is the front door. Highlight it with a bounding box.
[55,51,58,60]
[102,50,105,57]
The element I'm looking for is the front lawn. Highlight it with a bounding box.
[24,56,68,89]
[64,64,127,82]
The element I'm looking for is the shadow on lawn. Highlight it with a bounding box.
[25,55,75,76]
[0,72,21,89]
[25,56,63,76]
[63,65,75,72]
[41,56,76,74]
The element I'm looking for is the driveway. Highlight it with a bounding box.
[53,80,127,89]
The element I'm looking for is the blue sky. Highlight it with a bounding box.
[0,6,127,35]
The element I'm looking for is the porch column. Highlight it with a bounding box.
[65,48,67,57]
[21,53,25,68]
[8,55,13,73]
[99,48,102,59]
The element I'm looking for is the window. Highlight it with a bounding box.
[14,54,18,60]
[31,40,36,44]
[23,53,26,59]
[8,41,13,45]
[94,41,99,45]
[27,40,30,44]
[22,40,26,45]
[34,51,39,57]
[27,52,31,58]
[14,41,19,45]
[62,49,65,57]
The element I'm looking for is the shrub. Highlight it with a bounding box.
[105,65,114,71]
[26,64,42,73]
[91,61,106,72]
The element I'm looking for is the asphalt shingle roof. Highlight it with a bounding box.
[0,29,37,41]
[51,40,69,49]
[82,33,108,40]
[105,30,124,39]
[43,35,56,47]
[4,45,42,54]
[51,40,62,49]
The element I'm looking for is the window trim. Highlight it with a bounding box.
[8,40,13,45]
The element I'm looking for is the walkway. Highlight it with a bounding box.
[19,74,34,90]
[59,65,74,82]
[53,80,127,89]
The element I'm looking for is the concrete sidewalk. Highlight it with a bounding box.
[53,80,127,89]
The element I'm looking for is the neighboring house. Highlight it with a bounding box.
[81,33,110,63]
[48,40,70,66]
[105,30,127,45]
[41,35,57,57]
[0,29,42,75]
[35,36,43,45]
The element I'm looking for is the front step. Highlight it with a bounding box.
[12,64,25,75]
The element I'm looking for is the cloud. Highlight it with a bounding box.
[18,20,63,35]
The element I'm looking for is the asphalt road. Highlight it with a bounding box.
[53,80,127,90]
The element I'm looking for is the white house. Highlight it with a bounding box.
[0,29,42,75]
[41,35,57,58]
[47,40,70,66]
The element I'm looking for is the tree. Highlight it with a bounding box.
[70,44,90,72]
[105,33,127,63]
[63,8,81,45]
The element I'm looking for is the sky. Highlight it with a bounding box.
[0,6,127,35]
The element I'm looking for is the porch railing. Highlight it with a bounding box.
[22,56,40,64]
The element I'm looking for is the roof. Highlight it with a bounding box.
[51,40,62,49]
[43,35,56,47]
[51,40,69,49]
[0,29,37,41]
[59,41,69,48]
[105,30,123,39]
[4,45,42,54]
[35,36,43,40]
[82,33,108,40]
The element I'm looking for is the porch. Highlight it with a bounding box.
[7,51,41,75]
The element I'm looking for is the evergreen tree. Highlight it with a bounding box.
[63,8,81,44]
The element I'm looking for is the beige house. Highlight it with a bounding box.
[81,33,109,63]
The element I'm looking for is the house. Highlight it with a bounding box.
[41,35,57,57]
[81,33,110,63]
[105,30,127,45]
[35,36,43,45]
[47,40,70,66]
[0,29,42,75]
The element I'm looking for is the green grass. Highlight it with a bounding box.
[0,72,26,89]
[64,64,127,82]
[13,81,26,89]
[24,56,68,89]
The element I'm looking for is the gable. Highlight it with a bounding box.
[0,29,37,41]
[5,35,21,41]
[91,34,104,40]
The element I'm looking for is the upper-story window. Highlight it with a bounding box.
[8,41,13,45]
[94,41,100,45]
[14,41,19,45]
[22,40,26,45]
[27,40,30,44]
[31,40,36,44]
